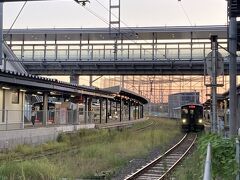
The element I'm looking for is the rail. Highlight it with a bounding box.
[125,133,197,180]
[203,143,212,180]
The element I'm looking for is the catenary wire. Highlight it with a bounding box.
[4,1,27,40]
[82,3,159,59]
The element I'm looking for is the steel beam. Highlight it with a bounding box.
[100,99,102,124]
[138,104,140,119]
[128,99,131,121]
[134,103,137,120]
[43,92,48,126]
[84,96,88,124]
[88,97,92,123]
[21,60,240,76]
[119,98,122,122]
[105,99,108,123]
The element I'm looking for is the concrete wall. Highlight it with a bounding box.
[0,124,95,150]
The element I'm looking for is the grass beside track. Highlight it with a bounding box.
[174,133,237,180]
[0,117,181,179]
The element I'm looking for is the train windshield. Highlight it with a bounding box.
[181,105,203,119]
[181,108,188,118]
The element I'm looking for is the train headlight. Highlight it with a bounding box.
[182,119,187,124]
[198,119,203,124]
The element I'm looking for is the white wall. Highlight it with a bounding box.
[0,89,25,125]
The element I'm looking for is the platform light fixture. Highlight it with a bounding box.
[20,89,27,92]
[37,91,43,95]
[50,92,56,95]
[2,86,10,90]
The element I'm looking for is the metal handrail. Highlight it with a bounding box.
[203,143,212,180]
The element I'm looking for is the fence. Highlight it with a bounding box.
[0,109,95,131]
[203,143,212,180]
[0,109,140,131]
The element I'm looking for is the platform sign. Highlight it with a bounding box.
[206,52,224,76]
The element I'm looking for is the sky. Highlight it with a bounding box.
[3,0,227,29]
[2,0,228,88]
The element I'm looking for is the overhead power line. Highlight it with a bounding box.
[4,1,27,39]
[178,2,193,26]
[83,1,159,59]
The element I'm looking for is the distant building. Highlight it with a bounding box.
[168,92,200,119]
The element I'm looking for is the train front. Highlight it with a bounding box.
[181,104,204,131]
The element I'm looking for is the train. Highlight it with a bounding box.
[180,104,204,132]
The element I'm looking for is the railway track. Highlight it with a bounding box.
[124,133,197,180]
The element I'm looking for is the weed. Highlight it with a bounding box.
[1,118,181,179]
[174,133,237,180]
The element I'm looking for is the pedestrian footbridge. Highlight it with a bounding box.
[4,25,238,75]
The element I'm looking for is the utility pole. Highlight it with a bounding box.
[228,0,239,136]
[229,17,237,136]
[210,35,218,133]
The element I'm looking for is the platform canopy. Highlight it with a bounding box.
[0,69,114,99]
[104,86,148,104]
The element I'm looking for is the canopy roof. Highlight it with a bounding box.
[104,86,148,104]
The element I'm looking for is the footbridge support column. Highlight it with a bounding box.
[70,75,79,85]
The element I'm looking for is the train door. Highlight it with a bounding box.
[188,105,197,127]
[189,108,195,126]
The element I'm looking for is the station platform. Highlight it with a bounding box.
[0,124,95,150]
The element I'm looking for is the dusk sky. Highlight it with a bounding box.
[3,0,227,29]
[2,0,229,87]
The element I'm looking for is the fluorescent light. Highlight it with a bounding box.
[2,87,10,90]
[37,92,43,95]
[20,89,27,92]
[71,95,75,98]
[50,92,55,95]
